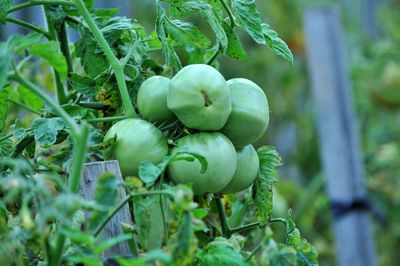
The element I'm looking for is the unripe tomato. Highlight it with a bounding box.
[137,76,175,123]
[221,78,269,148]
[167,64,231,130]
[168,132,237,195]
[103,119,168,177]
[219,145,259,194]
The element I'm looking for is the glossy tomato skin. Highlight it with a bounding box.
[137,76,175,123]
[219,145,259,194]
[167,64,231,130]
[103,119,168,177]
[168,132,237,195]
[221,78,269,148]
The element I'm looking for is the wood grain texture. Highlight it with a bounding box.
[81,160,133,258]
[304,7,377,266]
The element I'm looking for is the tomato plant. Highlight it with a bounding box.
[0,0,318,265]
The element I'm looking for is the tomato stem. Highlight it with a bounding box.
[7,0,75,14]
[72,0,137,118]
[215,196,232,237]
[5,17,51,39]
[87,116,127,124]
[93,190,174,237]
[43,6,68,105]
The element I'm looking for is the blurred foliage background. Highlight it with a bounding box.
[1,0,399,265]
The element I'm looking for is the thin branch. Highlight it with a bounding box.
[87,116,127,123]
[215,197,231,237]
[7,0,75,14]
[93,190,174,237]
[8,98,42,115]
[5,17,51,39]
[220,0,235,29]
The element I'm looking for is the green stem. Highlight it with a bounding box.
[50,124,89,266]
[220,0,235,29]
[76,102,108,110]
[246,242,263,262]
[159,174,169,243]
[68,123,89,193]
[206,44,221,66]
[87,116,127,123]
[8,98,42,115]
[5,17,50,39]
[229,222,260,235]
[0,132,13,142]
[7,0,75,14]
[72,0,136,118]
[215,197,231,237]
[93,190,174,237]
[43,7,68,105]
[56,20,73,86]
[9,72,79,136]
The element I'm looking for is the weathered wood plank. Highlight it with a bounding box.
[81,160,133,258]
[303,7,376,266]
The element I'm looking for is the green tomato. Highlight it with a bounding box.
[221,78,269,148]
[103,119,168,177]
[167,64,231,130]
[219,145,259,194]
[168,132,237,195]
[137,76,175,123]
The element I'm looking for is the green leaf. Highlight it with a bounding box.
[261,239,298,266]
[62,103,96,120]
[29,41,68,79]
[8,33,42,55]
[0,86,11,131]
[261,23,293,65]
[171,212,197,265]
[88,172,121,232]
[31,117,65,147]
[69,73,98,96]
[116,249,172,266]
[9,84,44,112]
[252,146,282,222]
[0,136,12,157]
[165,19,212,49]
[93,8,120,17]
[12,128,26,139]
[156,5,182,70]
[167,1,228,51]
[232,0,265,45]
[0,42,10,90]
[222,20,247,61]
[139,151,207,185]
[0,0,12,24]
[286,213,319,266]
[195,237,249,266]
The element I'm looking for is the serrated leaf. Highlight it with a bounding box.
[168,1,228,51]
[252,146,282,222]
[165,19,211,49]
[171,212,197,265]
[69,73,98,96]
[0,86,11,131]
[29,41,68,79]
[0,0,12,24]
[0,136,12,157]
[31,117,65,147]
[286,214,319,266]
[88,172,121,232]
[156,6,182,70]
[222,20,247,61]
[262,23,293,65]
[261,239,298,266]
[232,0,265,45]
[196,237,248,266]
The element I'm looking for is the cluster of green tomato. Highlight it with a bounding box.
[104,64,269,195]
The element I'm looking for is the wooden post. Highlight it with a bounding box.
[303,7,377,266]
[81,160,133,258]
[361,0,382,38]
